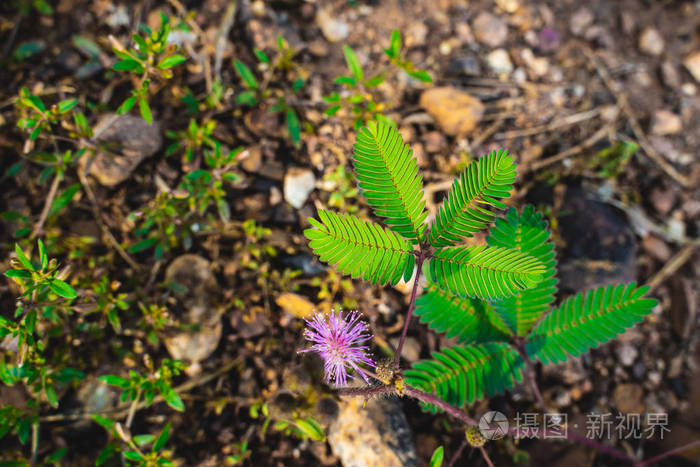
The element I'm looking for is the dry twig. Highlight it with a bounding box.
[581,46,696,187]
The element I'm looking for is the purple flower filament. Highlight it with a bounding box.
[299,310,375,387]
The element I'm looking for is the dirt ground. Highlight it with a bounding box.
[0,0,699,465]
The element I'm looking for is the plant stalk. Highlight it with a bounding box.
[394,251,426,369]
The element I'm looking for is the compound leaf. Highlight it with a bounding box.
[405,343,524,410]
[429,150,516,248]
[353,121,427,243]
[526,283,657,364]
[304,210,415,286]
[428,245,545,300]
[487,206,558,336]
[414,283,512,345]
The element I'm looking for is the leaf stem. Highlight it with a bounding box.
[446,439,467,467]
[515,343,546,412]
[394,250,426,369]
[479,446,495,467]
[634,439,700,466]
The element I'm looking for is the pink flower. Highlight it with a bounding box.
[299,310,375,387]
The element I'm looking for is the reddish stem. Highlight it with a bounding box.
[393,251,426,369]
[447,439,467,467]
[634,439,700,467]
[404,387,478,426]
[479,446,495,467]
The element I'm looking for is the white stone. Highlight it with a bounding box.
[284,168,316,209]
[486,48,513,74]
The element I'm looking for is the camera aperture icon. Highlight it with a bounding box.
[479,411,509,440]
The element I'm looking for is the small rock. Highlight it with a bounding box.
[446,56,481,77]
[284,168,315,209]
[649,186,675,216]
[472,12,508,48]
[454,23,475,45]
[77,377,118,413]
[616,343,638,367]
[486,48,513,74]
[389,336,420,362]
[642,235,671,262]
[81,114,162,187]
[307,40,329,57]
[512,67,527,84]
[328,397,418,467]
[438,40,452,56]
[240,146,263,172]
[406,21,428,47]
[276,292,315,319]
[557,185,637,294]
[520,48,549,77]
[648,371,662,387]
[105,4,129,28]
[280,254,326,276]
[163,255,222,367]
[496,0,520,13]
[661,61,681,88]
[650,136,694,166]
[683,51,700,82]
[681,82,697,96]
[612,383,645,414]
[650,109,682,135]
[317,9,348,42]
[570,8,593,36]
[422,131,447,153]
[538,28,560,52]
[419,87,485,137]
[269,185,282,205]
[639,27,664,56]
[231,305,266,339]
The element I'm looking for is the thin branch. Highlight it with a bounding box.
[515,344,546,411]
[405,387,478,426]
[479,446,495,467]
[394,251,426,369]
[40,359,240,422]
[493,108,601,140]
[125,387,142,428]
[646,238,700,292]
[447,439,467,467]
[581,45,697,187]
[77,169,140,270]
[635,439,700,466]
[32,171,62,238]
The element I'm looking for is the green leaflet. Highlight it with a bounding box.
[487,206,558,336]
[428,245,545,300]
[353,121,427,243]
[525,282,658,364]
[405,343,524,410]
[429,150,516,248]
[304,210,415,286]
[414,284,512,344]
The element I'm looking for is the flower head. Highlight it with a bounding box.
[299,310,375,387]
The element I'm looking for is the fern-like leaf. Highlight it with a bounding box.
[353,121,427,243]
[405,343,524,410]
[304,210,415,286]
[428,245,545,300]
[414,284,513,345]
[525,283,658,364]
[487,206,558,336]
[429,150,516,248]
